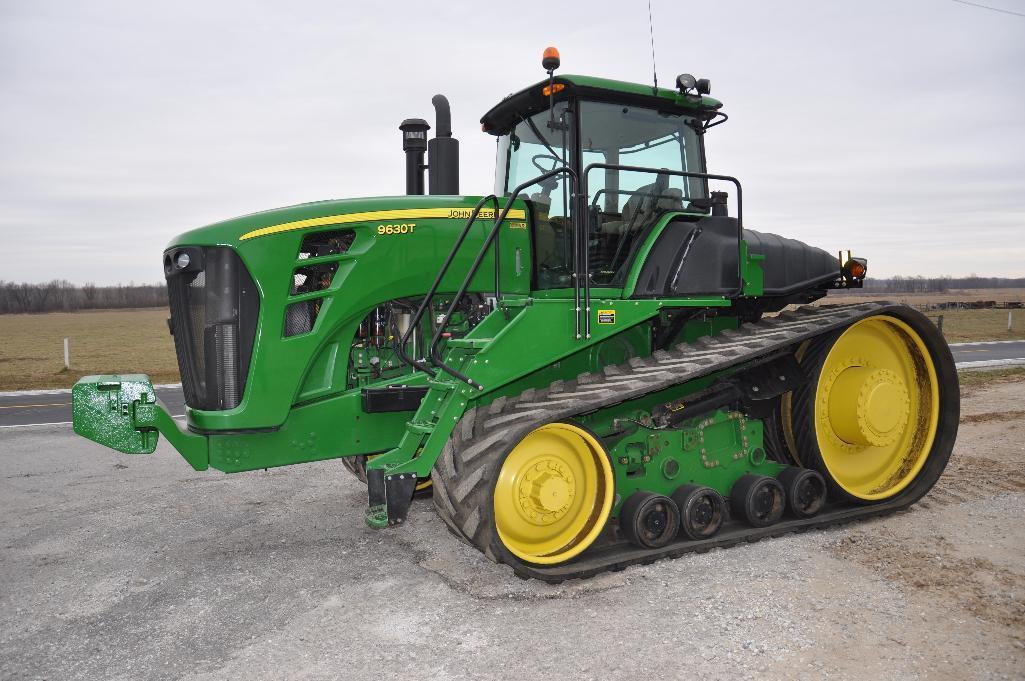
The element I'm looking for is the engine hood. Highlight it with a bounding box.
[165,194,512,250]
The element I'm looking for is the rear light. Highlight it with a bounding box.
[843,257,868,280]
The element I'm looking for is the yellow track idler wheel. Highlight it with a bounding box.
[788,310,960,504]
[433,419,614,567]
[341,454,433,496]
[493,423,614,563]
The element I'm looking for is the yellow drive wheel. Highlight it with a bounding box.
[792,314,945,502]
[493,423,614,565]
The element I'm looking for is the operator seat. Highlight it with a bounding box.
[602,173,683,237]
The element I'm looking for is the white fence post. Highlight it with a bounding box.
[64,337,70,370]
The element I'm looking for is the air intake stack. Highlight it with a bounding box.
[399,118,430,195]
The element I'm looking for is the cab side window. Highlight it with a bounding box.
[580,102,705,286]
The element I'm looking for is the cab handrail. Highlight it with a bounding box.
[427,166,579,390]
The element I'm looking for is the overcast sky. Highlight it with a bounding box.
[1,0,1023,284]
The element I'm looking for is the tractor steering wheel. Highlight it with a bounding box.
[531,153,562,174]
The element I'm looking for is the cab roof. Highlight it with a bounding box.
[480,74,723,135]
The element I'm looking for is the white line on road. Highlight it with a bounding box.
[0,415,186,429]
[0,383,183,398]
[0,421,73,429]
[948,340,1025,347]
[955,359,1025,369]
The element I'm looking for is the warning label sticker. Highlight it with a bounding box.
[597,309,616,325]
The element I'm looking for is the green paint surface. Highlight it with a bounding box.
[603,410,784,517]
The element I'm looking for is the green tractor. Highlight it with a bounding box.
[73,49,959,580]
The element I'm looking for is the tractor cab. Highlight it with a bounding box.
[481,68,849,308]
[481,72,725,290]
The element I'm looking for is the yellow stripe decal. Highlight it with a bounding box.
[239,207,527,241]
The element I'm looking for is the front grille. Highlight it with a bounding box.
[165,247,259,410]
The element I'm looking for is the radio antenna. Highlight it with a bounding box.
[647,0,658,92]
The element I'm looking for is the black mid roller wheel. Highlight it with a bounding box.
[671,485,727,540]
[730,474,786,527]
[620,492,680,549]
[777,467,827,518]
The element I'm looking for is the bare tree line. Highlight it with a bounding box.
[0,280,167,314]
[862,276,1025,293]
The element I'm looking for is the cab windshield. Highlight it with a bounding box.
[496,101,576,288]
[496,99,706,288]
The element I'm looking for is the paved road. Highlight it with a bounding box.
[0,385,186,429]
[948,339,1025,367]
[2,408,1024,680]
[0,340,1022,428]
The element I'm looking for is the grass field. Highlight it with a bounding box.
[913,308,1025,342]
[825,287,1025,306]
[0,297,1023,390]
[0,308,179,391]
[821,288,1025,343]
[958,366,1025,390]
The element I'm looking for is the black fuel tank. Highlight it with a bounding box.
[631,216,839,298]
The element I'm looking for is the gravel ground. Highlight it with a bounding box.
[1,380,1024,680]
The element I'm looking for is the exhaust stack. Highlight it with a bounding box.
[428,95,459,195]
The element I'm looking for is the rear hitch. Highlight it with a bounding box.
[364,468,418,528]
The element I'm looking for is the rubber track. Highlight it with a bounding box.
[341,455,369,484]
[432,301,958,582]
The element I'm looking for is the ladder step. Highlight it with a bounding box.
[406,421,436,435]
[445,337,492,350]
[500,297,532,309]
